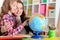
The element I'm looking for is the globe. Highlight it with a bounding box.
[29,14,47,38]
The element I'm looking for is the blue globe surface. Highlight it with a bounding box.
[29,14,47,33]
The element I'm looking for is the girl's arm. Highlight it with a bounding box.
[0,14,14,36]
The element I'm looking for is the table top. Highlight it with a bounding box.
[0,34,59,40]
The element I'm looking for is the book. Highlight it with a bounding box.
[48,6,55,9]
[40,4,46,16]
[28,8,32,16]
[29,0,32,4]
[42,0,47,3]
[34,5,39,14]
[48,9,55,18]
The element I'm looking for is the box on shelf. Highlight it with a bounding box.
[40,4,46,16]
[48,6,55,10]
[42,0,47,3]
[33,5,39,14]
[48,9,55,18]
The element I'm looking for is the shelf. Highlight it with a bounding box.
[48,0,56,3]
[41,3,47,4]
[48,2,56,4]
[22,0,56,26]
[33,0,40,5]
[47,18,55,24]
[48,3,56,7]
[28,4,33,6]
[33,3,40,5]
[28,4,39,6]
[46,17,55,19]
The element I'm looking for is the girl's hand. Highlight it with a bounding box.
[1,26,8,33]
[1,21,10,33]
[22,19,29,27]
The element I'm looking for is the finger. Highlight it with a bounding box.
[25,19,29,23]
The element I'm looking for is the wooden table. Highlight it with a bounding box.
[0,34,31,40]
[0,34,59,40]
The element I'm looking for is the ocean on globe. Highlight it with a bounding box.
[29,14,47,32]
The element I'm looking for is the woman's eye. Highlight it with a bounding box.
[13,4,17,7]
[19,7,23,10]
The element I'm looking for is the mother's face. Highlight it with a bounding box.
[10,1,23,16]
[16,3,23,16]
[10,1,18,15]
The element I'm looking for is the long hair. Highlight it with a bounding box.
[1,0,31,34]
[1,0,26,27]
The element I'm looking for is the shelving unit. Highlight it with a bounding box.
[46,0,56,26]
[21,0,56,26]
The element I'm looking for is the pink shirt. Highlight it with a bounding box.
[0,14,24,36]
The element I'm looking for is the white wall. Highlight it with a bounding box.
[55,0,60,27]
[0,0,4,7]
[0,0,4,13]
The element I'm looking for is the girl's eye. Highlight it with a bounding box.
[21,7,23,9]
[19,7,23,10]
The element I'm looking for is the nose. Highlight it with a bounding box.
[17,7,19,13]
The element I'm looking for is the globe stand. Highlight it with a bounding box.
[31,31,43,39]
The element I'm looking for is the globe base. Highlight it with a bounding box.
[31,31,43,39]
[31,35,43,39]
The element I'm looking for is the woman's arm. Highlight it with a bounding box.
[13,20,29,36]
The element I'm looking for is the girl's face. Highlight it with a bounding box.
[10,1,23,16]
[10,1,18,15]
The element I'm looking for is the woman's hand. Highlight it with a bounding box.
[22,19,29,27]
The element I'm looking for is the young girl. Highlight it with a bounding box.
[0,0,29,36]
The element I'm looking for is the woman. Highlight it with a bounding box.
[0,0,29,36]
